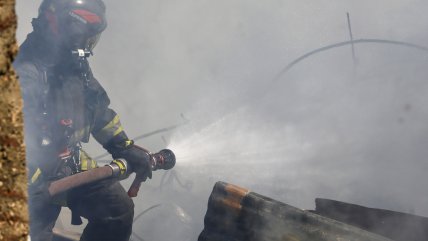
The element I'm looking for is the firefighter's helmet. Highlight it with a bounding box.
[37,0,107,51]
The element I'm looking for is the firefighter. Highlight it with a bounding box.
[14,0,153,240]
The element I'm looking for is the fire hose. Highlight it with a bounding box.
[48,149,176,197]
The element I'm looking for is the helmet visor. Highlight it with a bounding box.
[61,8,107,51]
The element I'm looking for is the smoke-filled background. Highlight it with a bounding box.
[16,0,428,240]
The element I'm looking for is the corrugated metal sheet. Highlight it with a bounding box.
[314,198,428,241]
[199,182,392,241]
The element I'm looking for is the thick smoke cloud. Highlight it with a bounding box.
[17,0,428,240]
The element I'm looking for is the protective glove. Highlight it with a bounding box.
[114,143,155,197]
[110,142,153,182]
[28,181,53,207]
[104,138,157,197]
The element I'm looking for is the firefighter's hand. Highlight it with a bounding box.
[112,144,153,181]
[29,181,52,204]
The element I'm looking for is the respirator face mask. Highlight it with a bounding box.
[60,8,107,54]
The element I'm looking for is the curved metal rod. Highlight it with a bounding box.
[159,170,192,191]
[159,171,170,191]
[131,233,145,241]
[133,204,163,222]
[93,120,189,161]
[131,204,163,241]
[272,38,428,83]
[132,120,190,143]
[132,203,192,241]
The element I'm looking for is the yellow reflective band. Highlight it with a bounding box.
[31,168,42,183]
[93,115,125,145]
[101,115,120,133]
[91,160,97,169]
[112,126,124,137]
[81,158,88,171]
[77,128,85,137]
[79,149,98,171]
[71,126,90,143]
[113,160,126,175]
[125,140,133,147]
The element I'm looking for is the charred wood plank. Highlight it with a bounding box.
[199,182,391,241]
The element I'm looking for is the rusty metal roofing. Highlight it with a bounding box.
[199,182,392,241]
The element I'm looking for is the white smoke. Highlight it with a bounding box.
[16,0,428,240]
